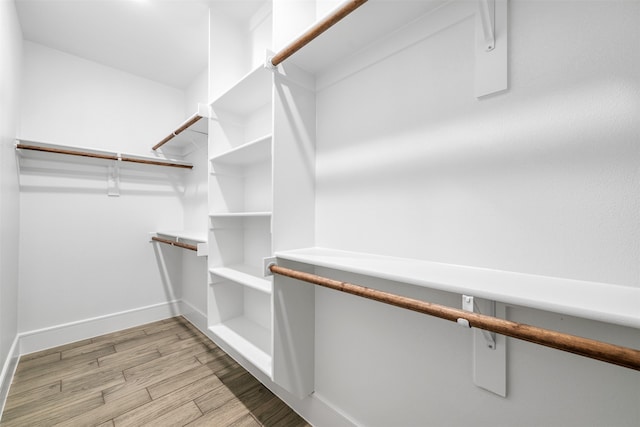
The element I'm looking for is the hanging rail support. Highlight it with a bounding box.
[107,162,120,197]
[268,264,640,371]
[463,295,496,349]
[268,0,369,67]
[478,0,495,51]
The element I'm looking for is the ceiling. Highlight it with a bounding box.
[15,0,265,90]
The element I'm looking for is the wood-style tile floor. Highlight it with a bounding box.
[0,316,310,427]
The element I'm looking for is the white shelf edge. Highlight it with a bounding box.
[209,212,272,218]
[210,265,273,294]
[274,247,640,329]
[209,320,272,377]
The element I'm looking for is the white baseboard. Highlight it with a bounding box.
[18,300,182,356]
[178,299,208,333]
[0,335,20,416]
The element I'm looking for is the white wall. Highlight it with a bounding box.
[313,1,639,426]
[17,42,187,345]
[0,0,23,407]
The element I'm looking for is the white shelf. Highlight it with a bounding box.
[274,247,640,329]
[210,134,272,166]
[16,139,193,170]
[155,230,207,243]
[210,65,272,116]
[281,1,446,74]
[152,231,208,256]
[209,318,272,377]
[210,264,272,294]
[154,112,208,157]
[209,212,272,219]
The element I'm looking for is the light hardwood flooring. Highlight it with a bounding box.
[0,316,310,427]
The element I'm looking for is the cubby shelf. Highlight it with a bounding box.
[210,135,272,166]
[209,319,272,377]
[274,247,640,329]
[210,265,272,294]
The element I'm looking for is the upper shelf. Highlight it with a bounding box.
[274,247,640,330]
[152,104,209,156]
[16,140,193,170]
[272,0,447,74]
[210,65,272,117]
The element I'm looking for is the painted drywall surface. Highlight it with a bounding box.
[314,1,639,426]
[0,0,22,380]
[316,1,639,287]
[18,42,186,333]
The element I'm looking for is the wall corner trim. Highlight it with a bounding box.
[0,335,20,416]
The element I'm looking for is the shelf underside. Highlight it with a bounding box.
[283,0,447,74]
[210,264,272,294]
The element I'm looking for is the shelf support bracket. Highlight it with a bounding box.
[478,0,495,52]
[462,295,495,349]
[107,162,120,197]
[474,0,507,98]
[462,295,507,397]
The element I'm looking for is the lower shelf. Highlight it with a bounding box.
[209,317,272,377]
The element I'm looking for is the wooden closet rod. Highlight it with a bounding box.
[119,155,193,169]
[270,0,369,66]
[16,143,119,161]
[151,236,197,251]
[17,143,193,169]
[269,264,640,371]
[152,114,203,151]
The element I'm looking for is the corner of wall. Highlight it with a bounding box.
[0,0,23,415]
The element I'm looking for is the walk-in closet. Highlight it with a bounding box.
[1,0,639,426]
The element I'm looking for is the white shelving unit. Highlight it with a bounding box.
[207,2,275,378]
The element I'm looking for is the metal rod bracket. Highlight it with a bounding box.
[107,162,120,197]
[463,295,496,349]
[263,256,277,276]
[478,0,495,51]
